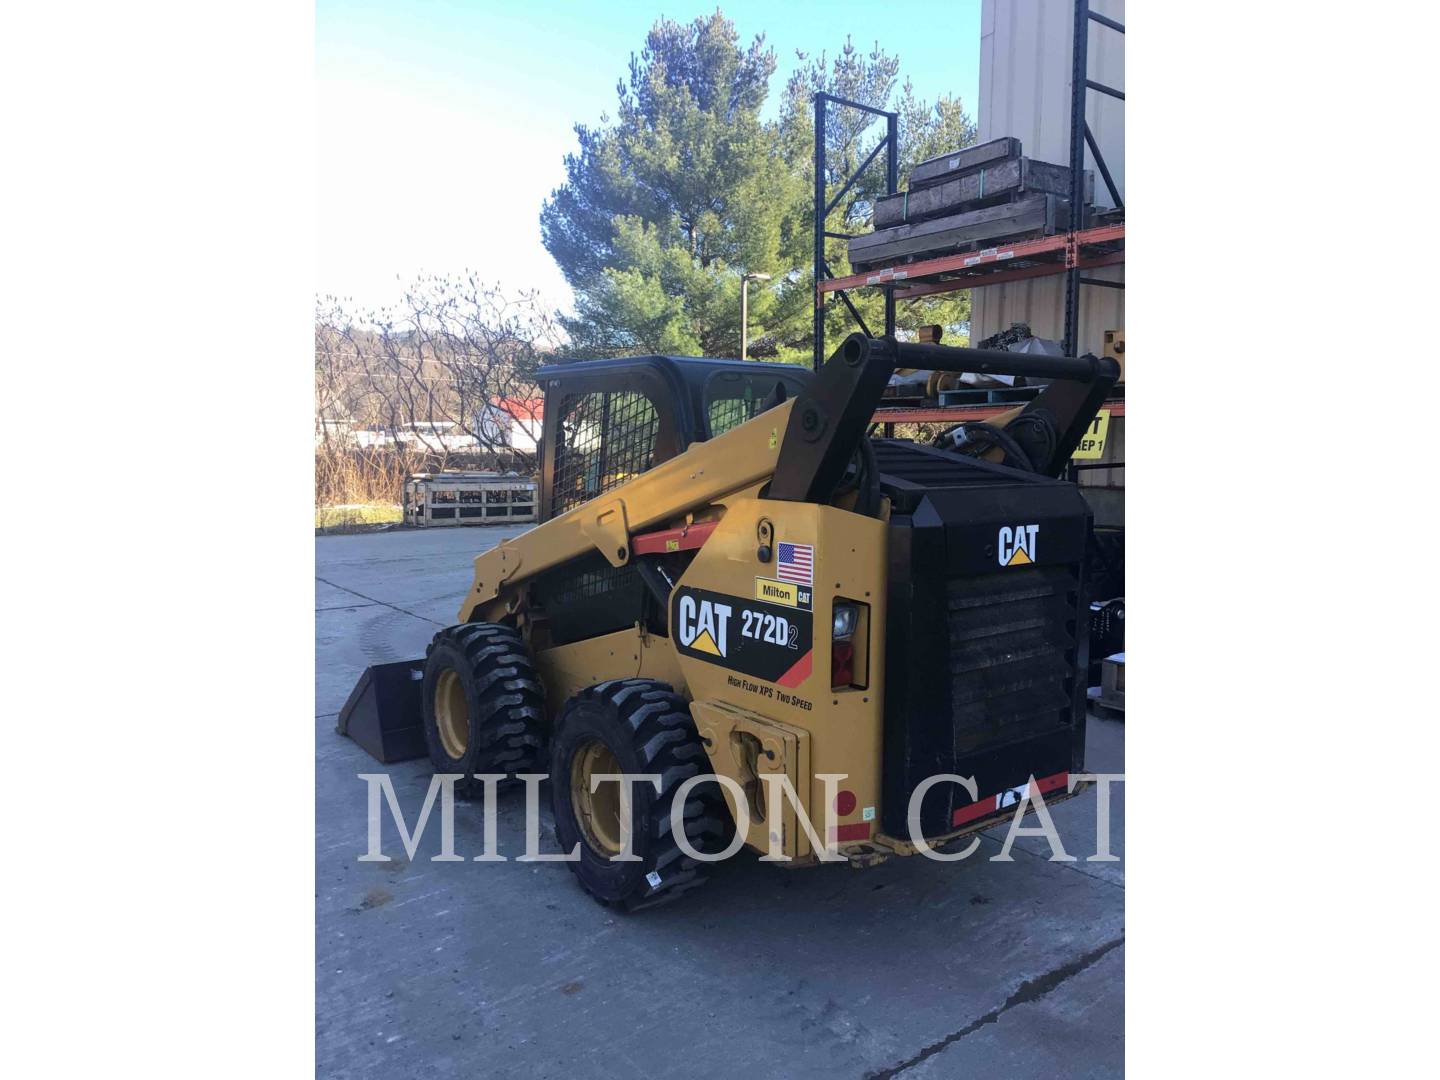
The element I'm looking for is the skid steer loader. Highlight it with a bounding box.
[349,333,1119,909]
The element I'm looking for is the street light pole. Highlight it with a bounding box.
[740,277,748,360]
[740,271,771,359]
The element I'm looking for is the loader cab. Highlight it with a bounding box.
[535,356,810,522]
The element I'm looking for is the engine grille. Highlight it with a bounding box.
[947,565,1079,754]
[878,454,1092,839]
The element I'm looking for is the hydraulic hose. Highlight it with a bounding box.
[1003,409,1057,471]
[950,421,1036,472]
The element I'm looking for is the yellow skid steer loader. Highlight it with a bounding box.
[341,333,1120,909]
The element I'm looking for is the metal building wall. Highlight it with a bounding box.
[973,0,1124,356]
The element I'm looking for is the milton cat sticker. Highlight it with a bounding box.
[998,523,1039,566]
[674,585,813,686]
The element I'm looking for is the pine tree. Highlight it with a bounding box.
[542,14,979,362]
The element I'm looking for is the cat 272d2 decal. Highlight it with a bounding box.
[672,585,814,686]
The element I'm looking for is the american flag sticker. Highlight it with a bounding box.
[776,542,814,586]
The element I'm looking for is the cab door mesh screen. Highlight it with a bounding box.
[551,391,659,516]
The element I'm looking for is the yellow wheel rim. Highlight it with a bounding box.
[571,739,624,857]
[434,668,468,759]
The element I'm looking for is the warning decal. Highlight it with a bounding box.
[1071,410,1111,460]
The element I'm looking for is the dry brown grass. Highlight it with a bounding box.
[315,444,417,507]
[314,444,536,535]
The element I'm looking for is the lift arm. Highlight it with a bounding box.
[768,334,1119,503]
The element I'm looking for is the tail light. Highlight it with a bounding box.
[831,602,859,689]
[831,641,855,688]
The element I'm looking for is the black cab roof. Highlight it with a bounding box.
[535,355,812,443]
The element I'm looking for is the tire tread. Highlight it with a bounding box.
[424,622,546,776]
[569,679,729,911]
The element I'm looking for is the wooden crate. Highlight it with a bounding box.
[403,472,538,527]
[875,159,1091,229]
[849,194,1070,271]
[909,136,1021,190]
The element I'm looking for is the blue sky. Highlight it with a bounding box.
[317,0,982,315]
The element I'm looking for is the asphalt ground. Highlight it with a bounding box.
[316,525,1124,1079]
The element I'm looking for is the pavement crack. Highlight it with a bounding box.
[315,576,445,626]
[863,935,1125,1079]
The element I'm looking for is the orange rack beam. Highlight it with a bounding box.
[819,223,1124,299]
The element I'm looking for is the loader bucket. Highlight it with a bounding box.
[336,658,427,763]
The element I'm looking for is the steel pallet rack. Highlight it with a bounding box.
[810,89,900,371]
[813,0,1125,396]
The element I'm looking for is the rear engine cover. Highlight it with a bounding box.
[875,442,1092,838]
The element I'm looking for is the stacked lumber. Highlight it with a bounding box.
[848,137,1091,272]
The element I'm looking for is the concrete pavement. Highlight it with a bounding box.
[316,525,1124,1079]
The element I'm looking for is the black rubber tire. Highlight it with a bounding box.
[550,679,730,911]
[421,623,545,782]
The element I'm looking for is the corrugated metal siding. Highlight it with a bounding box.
[974,0,1124,357]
